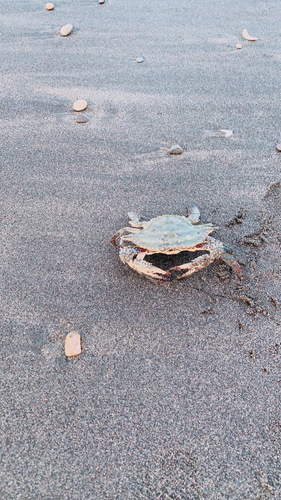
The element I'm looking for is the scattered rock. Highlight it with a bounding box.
[45,2,54,9]
[65,331,81,357]
[242,29,257,41]
[73,100,87,112]
[60,24,73,37]
[99,0,105,3]
[136,57,144,63]
[76,114,90,123]
[220,129,233,137]
[168,145,183,155]
[236,43,242,49]
[276,144,281,152]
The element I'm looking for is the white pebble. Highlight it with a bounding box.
[236,43,242,49]
[60,24,73,37]
[168,145,183,155]
[45,3,54,10]
[136,57,144,63]
[276,144,281,152]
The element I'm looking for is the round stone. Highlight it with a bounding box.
[276,144,281,152]
[136,57,144,63]
[76,114,89,123]
[99,0,105,3]
[45,3,54,9]
[168,145,183,155]
[73,100,87,112]
[236,43,242,49]
[60,24,73,37]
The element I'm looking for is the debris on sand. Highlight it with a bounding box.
[45,3,54,10]
[60,24,73,37]
[236,43,242,49]
[136,57,144,63]
[76,114,90,123]
[73,100,87,112]
[220,129,233,137]
[242,29,257,41]
[168,145,183,155]
[65,331,81,357]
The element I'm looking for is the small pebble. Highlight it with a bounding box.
[168,145,183,155]
[276,144,281,152]
[65,331,81,357]
[236,43,242,49]
[45,2,54,9]
[136,57,144,63]
[60,24,73,37]
[99,0,105,3]
[76,114,90,123]
[73,100,87,112]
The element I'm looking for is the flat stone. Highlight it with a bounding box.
[276,144,281,152]
[99,0,105,3]
[76,114,90,123]
[73,100,87,112]
[60,24,73,37]
[168,144,183,155]
[65,331,81,357]
[136,57,144,63]
[236,43,242,49]
[45,3,54,10]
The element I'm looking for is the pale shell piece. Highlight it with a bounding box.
[76,114,89,123]
[65,331,81,357]
[276,144,281,152]
[242,29,257,41]
[99,0,105,3]
[168,144,183,155]
[220,129,233,138]
[45,2,54,9]
[73,100,87,112]
[136,57,144,63]
[236,43,242,49]
[60,24,73,37]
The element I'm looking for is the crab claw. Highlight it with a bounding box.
[220,253,242,277]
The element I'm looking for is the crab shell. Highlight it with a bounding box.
[122,215,215,254]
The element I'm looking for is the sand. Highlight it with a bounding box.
[1,0,280,498]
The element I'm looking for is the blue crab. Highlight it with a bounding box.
[110,205,241,281]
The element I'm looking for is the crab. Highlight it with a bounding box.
[110,205,241,281]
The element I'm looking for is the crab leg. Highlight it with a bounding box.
[110,227,139,246]
[170,236,241,278]
[119,247,170,281]
[187,205,201,224]
[171,253,216,279]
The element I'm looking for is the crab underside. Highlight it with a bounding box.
[110,205,241,281]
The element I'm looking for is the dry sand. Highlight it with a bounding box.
[1,0,280,498]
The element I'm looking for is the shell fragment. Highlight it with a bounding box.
[136,57,144,63]
[276,144,281,152]
[168,145,183,155]
[242,29,257,41]
[60,24,73,37]
[76,114,90,123]
[65,331,81,357]
[73,100,87,112]
[220,129,233,138]
[45,2,54,10]
[236,43,242,49]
